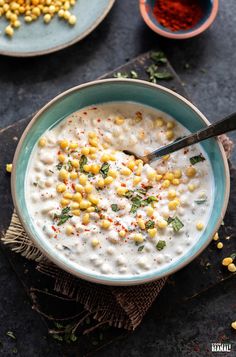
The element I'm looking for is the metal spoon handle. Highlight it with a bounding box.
[146,113,236,162]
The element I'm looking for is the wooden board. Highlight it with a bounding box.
[0,51,235,356]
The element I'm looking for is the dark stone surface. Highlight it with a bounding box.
[0,0,236,356]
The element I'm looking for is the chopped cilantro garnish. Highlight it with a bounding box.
[55,207,72,226]
[111,204,119,212]
[52,334,63,342]
[99,162,110,178]
[146,64,173,83]
[136,188,147,196]
[141,196,158,206]
[79,155,88,172]
[190,153,206,165]
[56,162,63,170]
[125,190,134,199]
[150,51,167,64]
[138,245,144,252]
[87,173,95,178]
[145,220,155,229]
[6,331,16,340]
[230,253,236,260]
[167,216,184,232]
[130,196,142,214]
[156,240,166,251]
[113,72,129,78]
[67,160,73,172]
[130,70,138,79]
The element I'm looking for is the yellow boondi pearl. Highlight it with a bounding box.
[228,263,236,273]
[133,233,144,243]
[38,137,47,147]
[148,228,157,238]
[186,167,196,178]
[91,239,100,247]
[157,220,168,229]
[222,257,233,266]
[196,222,204,231]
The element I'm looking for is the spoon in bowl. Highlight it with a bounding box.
[124,113,236,164]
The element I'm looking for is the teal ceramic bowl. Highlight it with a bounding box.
[11,79,230,286]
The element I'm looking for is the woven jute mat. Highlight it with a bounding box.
[1,134,233,332]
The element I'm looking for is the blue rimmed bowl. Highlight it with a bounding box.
[11,79,230,286]
[140,0,219,39]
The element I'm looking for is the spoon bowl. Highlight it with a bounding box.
[124,113,236,164]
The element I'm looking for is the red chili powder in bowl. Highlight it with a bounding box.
[153,0,204,32]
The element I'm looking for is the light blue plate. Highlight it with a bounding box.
[0,0,115,57]
[11,79,230,285]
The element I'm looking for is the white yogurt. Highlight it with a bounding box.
[25,102,214,277]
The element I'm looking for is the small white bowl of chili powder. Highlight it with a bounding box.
[139,0,219,39]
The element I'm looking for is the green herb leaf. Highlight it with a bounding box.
[151,51,167,64]
[52,334,63,341]
[167,216,184,232]
[54,322,64,329]
[130,202,141,214]
[100,162,110,178]
[138,245,144,252]
[131,196,142,205]
[61,207,70,215]
[56,162,63,170]
[55,207,72,226]
[141,196,158,206]
[86,172,94,178]
[111,204,119,212]
[156,240,166,251]
[230,253,236,260]
[130,70,138,79]
[146,64,173,83]
[125,190,134,199]
[70,334,78,342]
[155,72,173,79]
[145,220,155,229]
[195,199,207,205]
[79,155,88,172]
[190,153,206,165]
[113,72,129,78]
[136,188,147,196]
[67,160,73,172]
[6,331,16,340]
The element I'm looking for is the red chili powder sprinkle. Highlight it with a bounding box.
[153,0,204,32]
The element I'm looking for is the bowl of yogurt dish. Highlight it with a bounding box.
[11,79,230,285]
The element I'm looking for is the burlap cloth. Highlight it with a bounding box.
[1,135,233,332]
